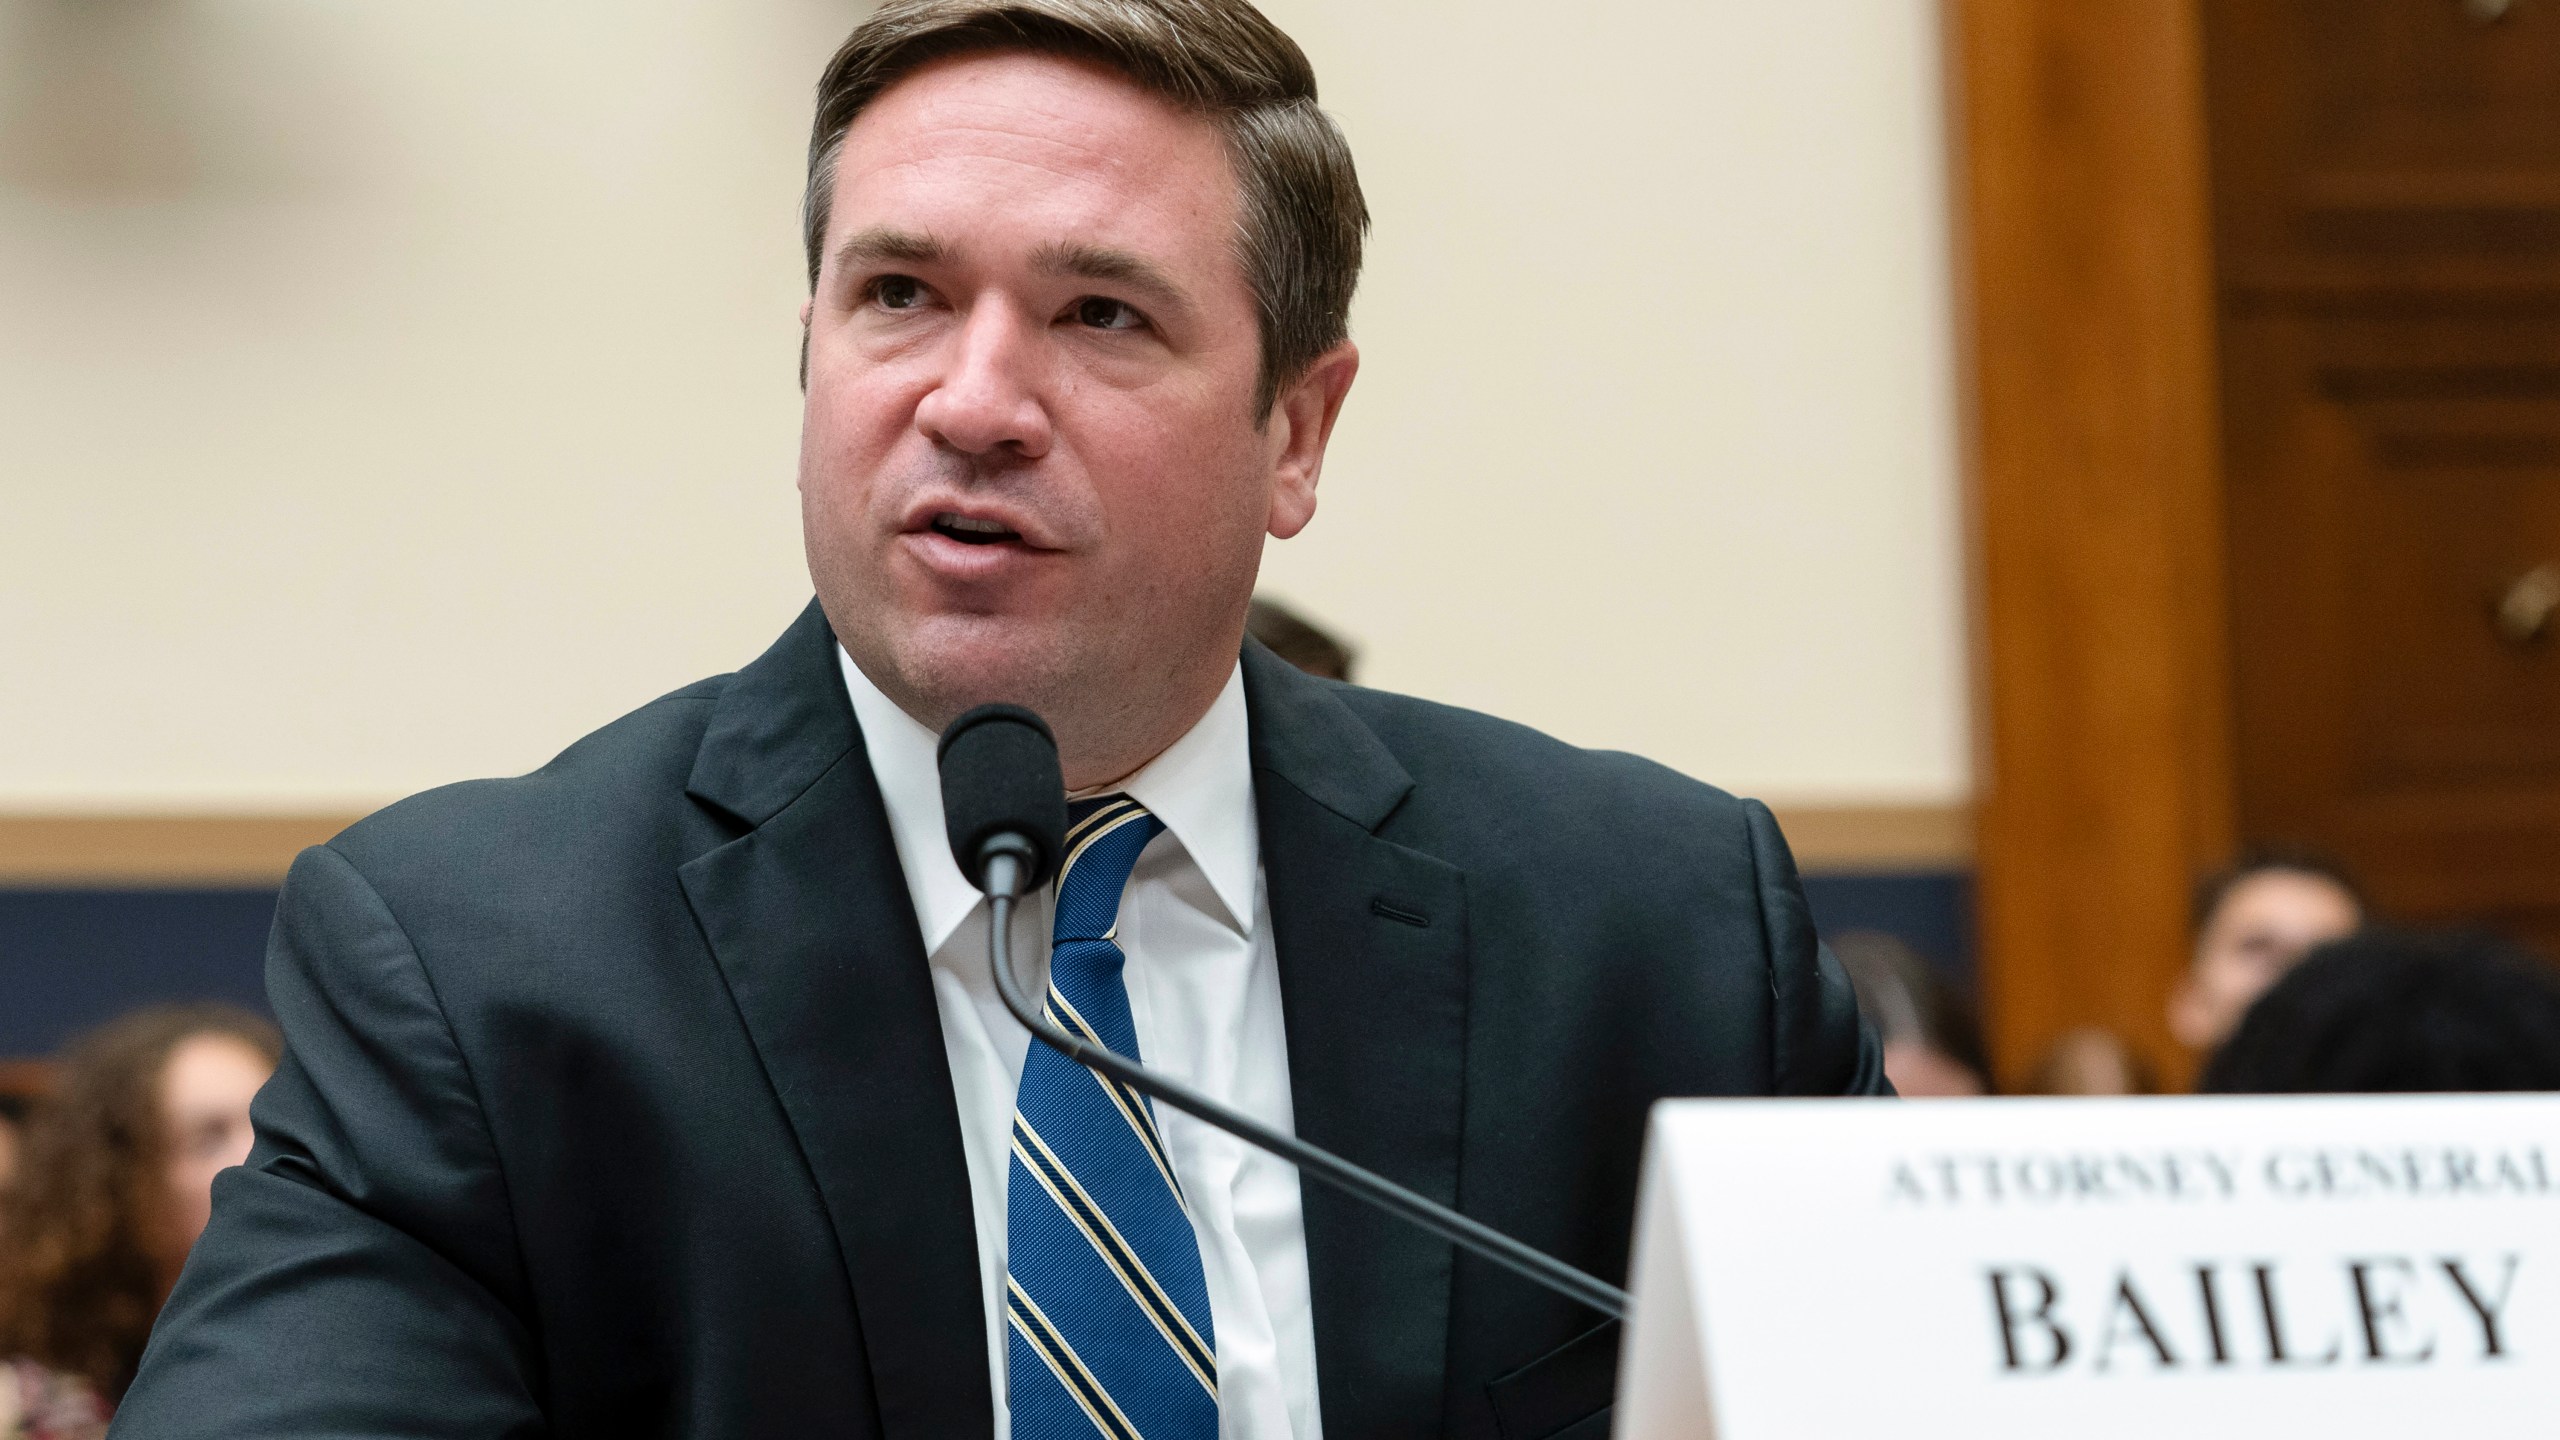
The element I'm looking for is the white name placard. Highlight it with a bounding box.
[1616,1095,2560,1438]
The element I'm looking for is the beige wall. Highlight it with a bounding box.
[0,0,1965,815]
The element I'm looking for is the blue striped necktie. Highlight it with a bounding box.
[1006,795,1219,1439]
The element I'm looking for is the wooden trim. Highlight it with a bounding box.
[1951,0,2235,1090]
[0,804,1967,885]
[0,1059,54,1100]
[0,814,366,886]
[1770,803,1971,872]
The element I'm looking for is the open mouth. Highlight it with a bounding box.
[929,512,1023,546]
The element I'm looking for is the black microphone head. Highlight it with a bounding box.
[937,703,1068,893]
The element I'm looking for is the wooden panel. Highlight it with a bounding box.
[0,814,363,886]
[1952,0,2235,1088]
[2210,0,2560,299]
[0,1059,54,1100]
[0,807,1962,884]
[1768,803,1971,872]
[2206,0,2560,963]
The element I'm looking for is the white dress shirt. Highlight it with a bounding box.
[837,647,1323,1440]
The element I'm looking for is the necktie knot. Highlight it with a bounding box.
[1054,795,1164,943]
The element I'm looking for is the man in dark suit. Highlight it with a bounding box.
[115,2,1883,1437]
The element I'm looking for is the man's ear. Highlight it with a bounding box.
[1266,340,1359,540]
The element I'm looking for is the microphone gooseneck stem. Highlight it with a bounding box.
[987,886,1629,1321]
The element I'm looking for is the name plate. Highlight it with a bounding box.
[1616,1095,2560,1438]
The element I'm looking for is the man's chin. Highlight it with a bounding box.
[863,618,1073,729]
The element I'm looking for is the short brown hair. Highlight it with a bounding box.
[802,0,1366,414]
[0,1004,281,1402]
[1245,595,1356,681]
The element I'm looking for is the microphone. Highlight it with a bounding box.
[937,703,1628,1320]
[936,704,1070,900]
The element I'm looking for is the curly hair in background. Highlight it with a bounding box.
[0,1005,280,1404]
[2200,928,2560,1094]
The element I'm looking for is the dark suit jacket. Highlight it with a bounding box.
[115,601,1883,1440]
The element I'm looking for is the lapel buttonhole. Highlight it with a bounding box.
[1370,895,1430,928]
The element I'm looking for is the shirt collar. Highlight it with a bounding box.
[836,646,1259,954]
[1111,662,1258,938]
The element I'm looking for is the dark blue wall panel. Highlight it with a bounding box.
[0,889,277,1057]
[0,872,1973,1059]
[1800,869,1973,988]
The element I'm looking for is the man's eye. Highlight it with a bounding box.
[871,275,927,310]
[1073,297,1145,332]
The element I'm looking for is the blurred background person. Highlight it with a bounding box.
[2166,849,2363,1068]
[1244,595,1357,681]
[2017,1026,2153,1097]
[1832,930,1988,1096]
[2200,928,2560,1095]
[0,1006,278,1435]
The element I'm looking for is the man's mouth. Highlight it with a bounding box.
[929,512,1023,546]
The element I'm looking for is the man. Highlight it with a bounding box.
[2166,849,2363,1066]
[115,3,1882,1437]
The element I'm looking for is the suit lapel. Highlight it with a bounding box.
[679,602,992,1439]
[672,616,1468,1438]
[1245,643,1470,1439]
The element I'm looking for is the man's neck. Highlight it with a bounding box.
[1055,695,1218,792]
[1018,663,1237,793]
[844,658,1231,794]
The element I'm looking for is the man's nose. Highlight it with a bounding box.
[914,302,1053,459]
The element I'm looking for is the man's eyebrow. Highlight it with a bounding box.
[830,226,946,274]
[1032,241,1189,312]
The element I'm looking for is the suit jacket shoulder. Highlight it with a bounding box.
[1258,656,1873,1101]
[1328,679,1766,867]
[121,608,921,1440]
[329,673,731,901]
[1239,646,1879,1438]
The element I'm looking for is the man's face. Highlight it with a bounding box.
[798,50,1349,781]
[2169,870,2362,1053]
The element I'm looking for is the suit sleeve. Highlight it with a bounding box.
[113,844,546,1438]
[1742,799,1893,1097]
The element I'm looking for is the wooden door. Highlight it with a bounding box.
[2206,0,2560,954]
